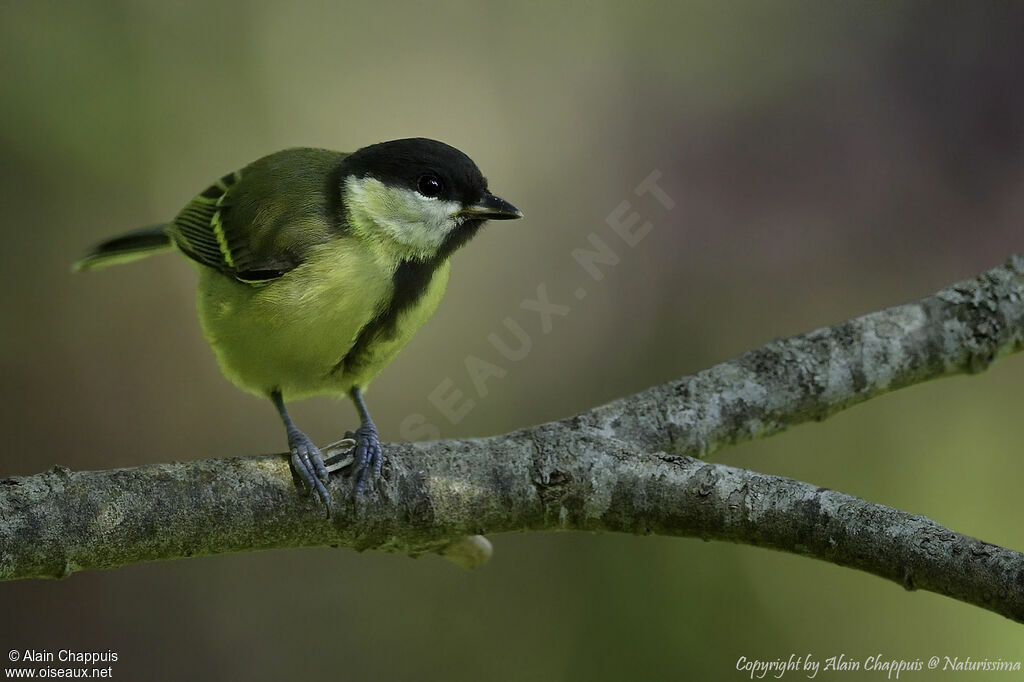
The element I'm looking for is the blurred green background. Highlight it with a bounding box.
[2,1,1023,679]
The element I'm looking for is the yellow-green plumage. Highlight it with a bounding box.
[197,238,450,400]
[159,147,450,400]
[76,138,521,506]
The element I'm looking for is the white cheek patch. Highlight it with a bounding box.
[345,176,462,259]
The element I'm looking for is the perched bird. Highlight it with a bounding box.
[76,138,522,512]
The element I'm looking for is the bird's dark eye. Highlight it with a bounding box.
[417,174,443,198]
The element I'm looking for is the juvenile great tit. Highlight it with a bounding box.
[76,138,522,512]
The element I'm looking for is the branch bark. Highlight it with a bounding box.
[3,255,1023,621]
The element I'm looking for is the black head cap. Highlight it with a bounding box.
[342,138,489,205]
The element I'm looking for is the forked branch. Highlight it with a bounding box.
[3,255,1023,621]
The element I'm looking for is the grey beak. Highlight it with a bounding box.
[459,192,523,221]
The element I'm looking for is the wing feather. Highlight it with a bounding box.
[167,149,347,284]
[169,171,264,278]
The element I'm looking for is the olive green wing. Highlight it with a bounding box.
[169,170,265,279]
[168,148,348,283]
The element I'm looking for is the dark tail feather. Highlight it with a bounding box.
[73,224,173,272]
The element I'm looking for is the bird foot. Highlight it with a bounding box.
[345,422,383,496]
[287,428,332,515]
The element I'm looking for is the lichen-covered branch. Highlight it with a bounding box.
[2,255,1023,622]
[582,254,1024,458]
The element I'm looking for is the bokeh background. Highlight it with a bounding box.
[3,1,1024,680]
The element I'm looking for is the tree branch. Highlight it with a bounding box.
[3,255,1023,621]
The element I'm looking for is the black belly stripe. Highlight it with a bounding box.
[333,255,445,378]
[330,216,489,380]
